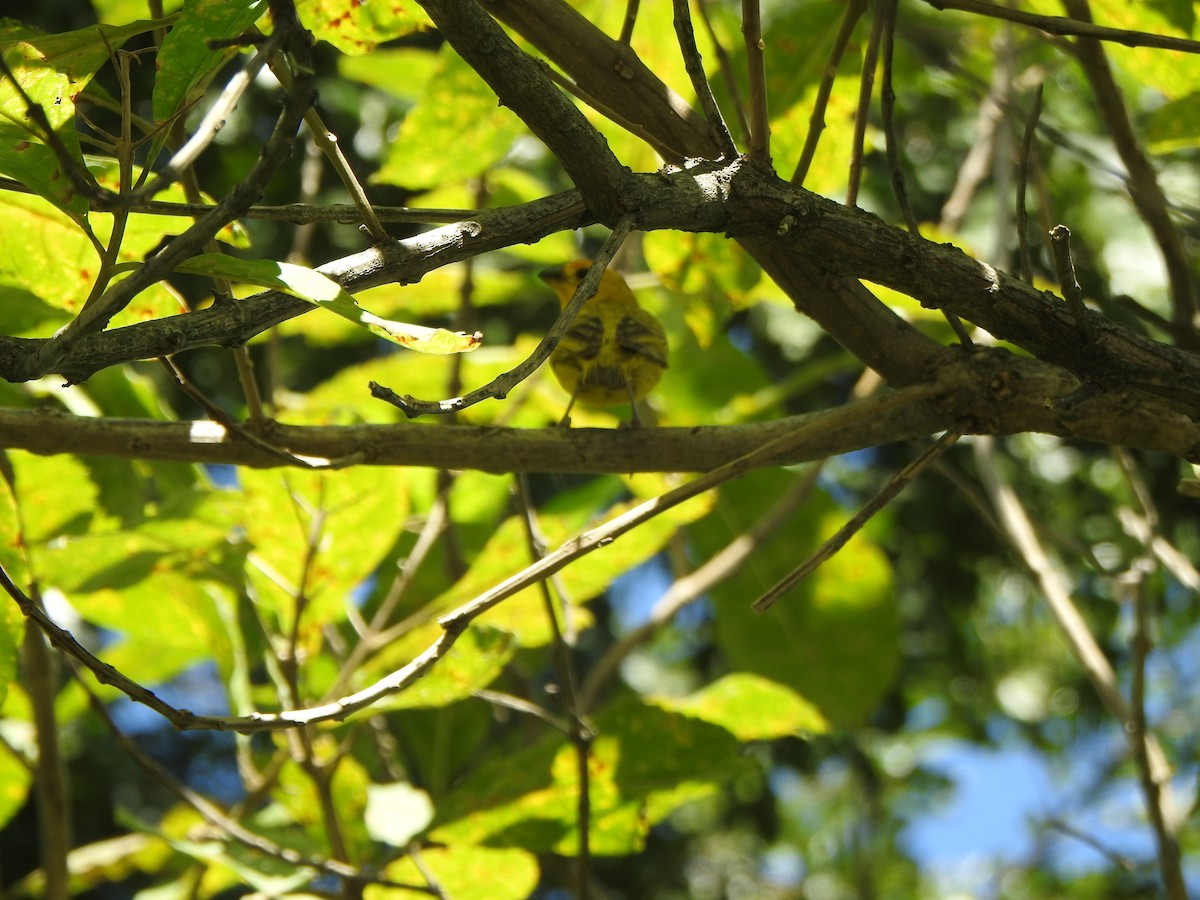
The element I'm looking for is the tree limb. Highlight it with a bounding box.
[3,352,1199,468]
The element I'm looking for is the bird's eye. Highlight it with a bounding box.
[572,266,589,282]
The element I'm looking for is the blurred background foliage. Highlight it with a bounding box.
[0,0,1198,897]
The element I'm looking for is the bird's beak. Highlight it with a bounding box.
[538,266,563,284]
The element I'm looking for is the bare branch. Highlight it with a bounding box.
[1127,574,1188,899]
[672,0,737,157]
[1016,83,1044,283]
[972,436,1180,841]
[879,0,917,234]
[487,0,716,160]
[28,11,316,372]
[417,0,633,221]
[1048,224,1092,336]
[1061,0,1197,345]
[752,429,963,612]
[695,0,751,143]
[923,0,1200,53]
[740,0,770,160]
[579,461,824,712]
[619,0,641,43]
[791,0,867,184]
[515,474,592,897]
[132,35,279,201]
[4,350,1200,468]
[846,3,883,207]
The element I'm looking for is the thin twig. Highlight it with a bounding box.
[846,4,884,207]
[580,462,824,712]
[25,617,72,898]
[1114,448,1193,898]
[1113,450,1200,592]
[325,496,451,700]
[135,36,279,200]
[791,0,867,183]
[753,429,962,612]
[937,42,1010,235]
[1043,818,1139,871]
[526,65,681,161]
[1048,224,1091,337]
[1016,83,1044,283]
[1126,573,1187,898]
[1061,0,1197,345]
[473,690,572,734]
[970,436,1177,807]
[233,347,267,424]
[269,54,390,243]
[441,387,937,635]
[372,217,635,417]
[922,0,1200,54]
[0,177,496,224]
[81,50,136,312]
[619,0,641,43]
[741,0,770,161]
[878,0,916,234]
[157,357,319,466]
[695,0,751,144]
[672,0,737,158]
[514,474,591,897]
[70,667,435,892]
[33,17,314,368]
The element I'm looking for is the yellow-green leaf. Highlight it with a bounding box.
[176,254,482,353]
[652,673,830,740]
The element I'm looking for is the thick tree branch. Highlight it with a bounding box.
[3,159,1199,417]
[481,1,954,384]
[485,0,716,159]
[0,191,591,384]
[416,0,633,221]
[4,352,1199,468]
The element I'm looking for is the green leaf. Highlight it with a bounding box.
[364,781,434,847]
[35,498,241,681]
[176,254,482,352]
[0,688,33,829]
[425,478,712,647]
[376,846,538,900]
[651,672,830,740]
[376,46,527,189]
[0,191,98,311]
[0,598,21,718]
[369,625,513,711]
[239,466,409,649]
[338,47,437,100]
[1,451,97,547]
[0,162,233,321]
[297,0,433,55]
[0,141,88,219]
[1145,91,1200,152]
[0,19,167,214]
[1026,0,1199,98]
[0,19,168,101]
[274,752,372,856]
[152,0,268,121]
[430,699,752,855]
[694,470,899,729]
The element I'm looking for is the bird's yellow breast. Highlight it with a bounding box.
[540,260,669,422]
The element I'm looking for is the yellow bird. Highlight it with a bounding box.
[539,260,668,426]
